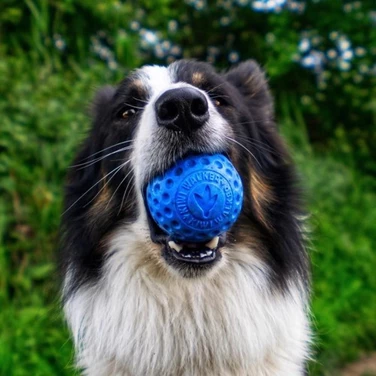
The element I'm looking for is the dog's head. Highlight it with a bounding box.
[61,60,307,294]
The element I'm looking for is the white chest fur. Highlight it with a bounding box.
[64,222,310,376]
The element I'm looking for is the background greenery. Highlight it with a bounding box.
[0,1,375,375]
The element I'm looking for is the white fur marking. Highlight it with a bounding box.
[65,222,310,376]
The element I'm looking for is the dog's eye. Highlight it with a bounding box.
[213,97,226,107]
[207,91,228,107]
[122,108,138,119]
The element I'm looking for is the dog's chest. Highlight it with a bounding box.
[66,248,308,375]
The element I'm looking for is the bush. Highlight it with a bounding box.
[0,57,115,375]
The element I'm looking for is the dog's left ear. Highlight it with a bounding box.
[225,60,274,120]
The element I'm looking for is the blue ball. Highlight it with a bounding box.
[146,154,243,243]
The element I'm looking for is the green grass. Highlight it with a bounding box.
[0,56,375,375]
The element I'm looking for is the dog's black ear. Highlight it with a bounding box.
[91,85,117,126]
[225,60,274,120]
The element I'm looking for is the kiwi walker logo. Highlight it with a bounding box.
[175,170,234,229]
[194,185,218,218]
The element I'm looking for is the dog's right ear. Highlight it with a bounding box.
[225,61,274,121]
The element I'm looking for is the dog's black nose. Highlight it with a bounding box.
[155,87,209,133]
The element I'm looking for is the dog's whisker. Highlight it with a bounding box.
[106,166,134,211]
[118,173,135,216]
[232,119,266,126]
[223,135,262,169]
[123,102,144,110]
[132,96,149,104]
[70,146,134,169]
[234,135,279,156]
[83,160,133,209]
[62,160,131,215]
[209,93,230,100]
[75,147,134,169]
[209,93,230,98]
[77,140,134,163]
[206,82,226,94]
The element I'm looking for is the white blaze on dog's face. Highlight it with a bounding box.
[133,64,230,192]
[62,59,307,288]
[128,64,240,275]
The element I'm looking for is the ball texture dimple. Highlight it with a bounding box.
[146,154,243,242]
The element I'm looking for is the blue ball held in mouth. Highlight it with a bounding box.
[146,153,243,243]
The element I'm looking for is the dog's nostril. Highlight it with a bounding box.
[159,101,179,121]
[191,97,208,117]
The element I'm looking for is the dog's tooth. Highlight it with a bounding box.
[200,253,206,258]
[207,250,213,256]
[205,236,219,250]
[168,241,183,253]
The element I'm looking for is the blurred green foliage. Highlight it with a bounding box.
[0,1,375,375]
[2,0,375,172]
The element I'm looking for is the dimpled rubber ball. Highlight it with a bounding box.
[146,154,243,243]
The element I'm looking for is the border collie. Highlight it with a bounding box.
[61,60,310,375]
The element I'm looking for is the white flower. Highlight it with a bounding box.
[355,47,366,57]
[168,20,178,33]
[228,51,240,63]
[130,21,140,31]
[338,60,351,71]
[108,60,118,70]
[343,4,352,13]
[329,31,339,40]
[154,45,165,58]
[301,56,315,68]
[327,49,337,59]
[299,38,310,53]
[143,30,158,45]
[342,50,353,61]
[170,46,182,56]
[338,38,351,51]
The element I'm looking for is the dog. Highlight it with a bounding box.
[60,60,310,375]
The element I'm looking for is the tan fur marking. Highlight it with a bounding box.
[132,79,144,89]
[91,183,111,215]
[192,72,204,85]
[250,172,273,226]
[130,79,147,99]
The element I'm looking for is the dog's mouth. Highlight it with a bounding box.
[165,235,224,265]
[142,187,225,269]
